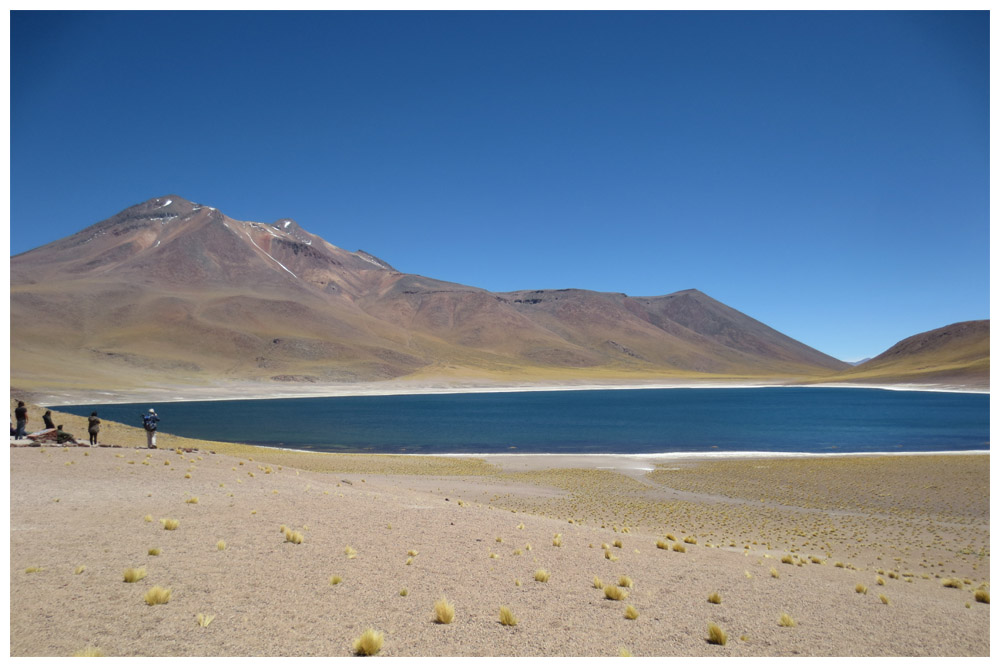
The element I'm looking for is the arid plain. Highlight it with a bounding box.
[9,403,990,657]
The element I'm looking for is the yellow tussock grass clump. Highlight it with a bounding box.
[779,613,796,627]
[499,606,518,626]
[974,590,989,604]
[434,597,455,624]
[656,539,670,550]
[330,575,343,585]
[618,575,633,589]
[24,566,42,574]
[876,576,885,586]
[285,530,304,544]
[73,646,106,657]
[144,586,171,605]
[352,628,384,656]
[624,605,639,620]
[855,583,868,594]
[75,565,86,575]
[534,569,550,582]
[344,546,357,559]
[196,613,215,627]
[407,549,419,557]
[593,576,603,589]
[604,585,628,601]
[683,536,697,545]
[217,540,227,551]
[672,543,686,553]
[770,567,780,578]
[148,548,161,556]
[399,589,408,596]
[613,539,623,548]
[619,647,633,656]
[707,622,727,645]
[664,533,676,541]
[879,594,890,605]
[942,578,964,589]
[144,515,153,522]
[707,591,721,604]
[553,534,563,547]
[781,554,794,564]
[162,519,179,530]
[123,567,147,583]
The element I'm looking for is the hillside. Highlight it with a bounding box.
[12,194,967,399]
[817,321,989,390]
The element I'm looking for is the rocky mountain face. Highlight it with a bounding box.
[11,194,873,394]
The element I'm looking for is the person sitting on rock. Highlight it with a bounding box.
[55,425,75,444]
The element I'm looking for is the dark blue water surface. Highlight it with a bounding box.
[58,387,989,455]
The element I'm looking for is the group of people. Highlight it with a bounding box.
[12,401,161,448]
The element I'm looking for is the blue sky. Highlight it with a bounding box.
[9,10,990,362]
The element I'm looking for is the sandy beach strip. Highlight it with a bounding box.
[9,410,990,657]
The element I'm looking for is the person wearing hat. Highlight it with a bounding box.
[141,408,160,449]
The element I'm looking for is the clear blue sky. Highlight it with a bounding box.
[9,10,990,362]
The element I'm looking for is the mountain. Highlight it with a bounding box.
[10,194,874,397]
[818,321,989,390]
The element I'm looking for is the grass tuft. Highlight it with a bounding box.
[72,646,106,657]
[534,569,551,582]
[974,589,989,604]
[604,585,628,601]
[942,578,964,589]
[144,586,172,605]
[330,575,343,585]
[196,613,215,627]
[707,591,721,604]
[75,565,86,575]
[778,613,796,627]
[618,575,633,588]
[434,597,456,624]
[499,605,518,626]
[707,622,727,645]
[344,546,357,559]
[770,567,780,578]
[624,605,639,620]
[144,514,153,522]
[285,530,304,544]
[672,543,686,553]
[879,593,891,605]
[148,548,161,556]
[855,583,868,594]
[217,540,227,551]
[352,628,384,656]
[162,518,179,531]
[123,567,147,583]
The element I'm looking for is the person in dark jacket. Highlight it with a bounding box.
[87,412,101,446]
[14,401,28,439]
[43,410,55,430]
[55,424,75,444]
[142,409,160,449]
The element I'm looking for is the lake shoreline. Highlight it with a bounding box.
[35,378,988,407]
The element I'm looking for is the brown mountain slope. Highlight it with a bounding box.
[816,321,989,390]
[12,195,856,395]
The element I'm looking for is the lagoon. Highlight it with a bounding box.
[59,386,989,456]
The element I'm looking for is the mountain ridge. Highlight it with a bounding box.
[9,195,986,396]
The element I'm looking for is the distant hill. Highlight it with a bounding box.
[15,194,977,398]
[818,321,989,390]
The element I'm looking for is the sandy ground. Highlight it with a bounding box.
[9,432,990,657]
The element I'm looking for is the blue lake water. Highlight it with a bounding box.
[58,387,989,456]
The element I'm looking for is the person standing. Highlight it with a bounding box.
[14,401,28,439]
[142,409,159,449]
[87,411,101,447]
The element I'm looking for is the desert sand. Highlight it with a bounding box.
[8,401,990,657]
